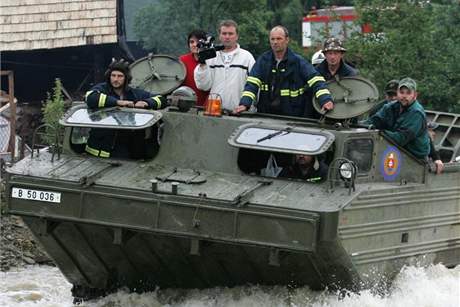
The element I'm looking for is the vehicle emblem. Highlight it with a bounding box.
[381,146,402,181]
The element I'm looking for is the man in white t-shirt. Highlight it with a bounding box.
[194,20,255,111]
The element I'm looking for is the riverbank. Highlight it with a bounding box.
[0,214,53,271]
[0,180,53,271]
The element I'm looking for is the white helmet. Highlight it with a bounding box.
[171,86,197,102]
[169,86,196,112]
[311,50,325,65]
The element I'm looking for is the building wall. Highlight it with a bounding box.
[0,0,118,51]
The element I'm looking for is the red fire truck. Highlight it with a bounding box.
[302,6,371,50]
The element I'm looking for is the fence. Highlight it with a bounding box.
[0,70,16,162]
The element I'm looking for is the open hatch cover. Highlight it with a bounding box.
[130,54,186,95]
[313,76,379,120]
[59,104,162,130]
[228,123,335,155]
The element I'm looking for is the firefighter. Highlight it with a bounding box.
[84,59,166,158]
[235,25,333,118]
[316,37,358,81]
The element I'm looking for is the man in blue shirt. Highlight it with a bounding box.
[368,79,399,117]
[234,26,333,118]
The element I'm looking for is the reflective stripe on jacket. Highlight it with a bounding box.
[85,83,165,110]
[84,82,165,158]
[240,48,332,117]
[85,144,110,158]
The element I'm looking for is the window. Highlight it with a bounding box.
[344,138,373,173]
[229,123,335,178]
[229,123,335,155]
[61,105,163,159]
[62,106,161,129]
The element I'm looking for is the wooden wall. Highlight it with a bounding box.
[0,0,118,51]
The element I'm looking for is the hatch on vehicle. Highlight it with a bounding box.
[313,76,379,120]
[59,104,162,129]
[228,123,335,155]
[129,54,186,95]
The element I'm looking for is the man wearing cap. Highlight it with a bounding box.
[427,122,444,174]
[85,59,167,158]
[235,25,333,118]
[365,77,430,159]
[316,37,358,81]
[368,79,399,117]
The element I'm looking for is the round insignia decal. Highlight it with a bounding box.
[380,146,402,181]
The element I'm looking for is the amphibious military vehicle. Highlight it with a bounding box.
[3,56,460,300]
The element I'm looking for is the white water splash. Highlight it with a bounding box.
[0,264,459,307]
[0,266,73,307]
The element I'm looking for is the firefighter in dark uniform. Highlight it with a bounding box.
[316,37,358,81]
[235,25,333,118]
[85,59,166,159]
[279,154,328,183]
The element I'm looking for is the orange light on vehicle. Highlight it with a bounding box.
[204,93,222,117]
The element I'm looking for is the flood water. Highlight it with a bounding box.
[0,264,459,307]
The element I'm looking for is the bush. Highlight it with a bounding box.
[41,79,65,146]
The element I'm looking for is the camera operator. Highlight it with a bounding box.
[194,20,255,111]
[179,29,209,107]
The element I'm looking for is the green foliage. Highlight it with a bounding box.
[134,0,460,114]
[303,0,355,11]
[42,78,65,145]
[270,0,303,36]
[133,0,358,59]
[348,0,460,112]
[134,0,272,57]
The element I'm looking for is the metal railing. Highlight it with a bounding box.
[31,123,62,162]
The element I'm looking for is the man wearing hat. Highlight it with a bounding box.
[364,77,430,159]
[383,79,399,101]
[315,37,358,81]
[368,79,399,117]
[85,59,167,158]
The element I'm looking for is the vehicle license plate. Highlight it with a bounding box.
[11,187,61,203]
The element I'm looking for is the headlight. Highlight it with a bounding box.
[339,162,354,179]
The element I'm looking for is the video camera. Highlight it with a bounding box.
[197,35,225,63]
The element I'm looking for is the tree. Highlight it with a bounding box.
[348,0,460,112]
[269,0,306,53]
[134,0,272,57]
[133,0,360,64]
[303,0,355,11]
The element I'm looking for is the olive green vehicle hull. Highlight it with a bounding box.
[4,109,460,299]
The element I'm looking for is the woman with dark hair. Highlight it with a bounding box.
[179,30,209,106]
